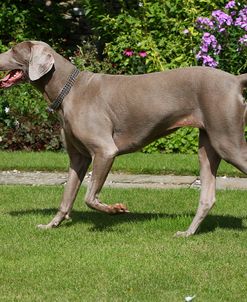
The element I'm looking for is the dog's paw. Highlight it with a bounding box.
[37,223,51,230]
[110,203,129,214]
[174,230,192,238]
[37,222,58,229]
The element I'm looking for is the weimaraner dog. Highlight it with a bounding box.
[1,41,247,237]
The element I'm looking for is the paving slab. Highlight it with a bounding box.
[0,170,67,186]
[101,173,196,189]
[0,170,247,190]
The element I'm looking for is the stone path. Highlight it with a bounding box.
[1,170,247,190]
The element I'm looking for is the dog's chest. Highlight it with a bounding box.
[59,113,89,153]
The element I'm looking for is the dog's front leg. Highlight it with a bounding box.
[176,130,221,237]
[38,152,91,229]
[85,149,129,214]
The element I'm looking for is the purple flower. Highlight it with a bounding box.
[239,34,247,46]
[195,3,246,69]
[234,7,247,31]
[202,33,219,49]
[196,17,214,30]
[139,51,147,58]
[200,44,208,53]
[204,55,218,68]
[225,1,235,9]
[218,27,226,32]
[123,48,134,57]
[196,53,218,68]
[196,32,221,68]
[212,10,233,28]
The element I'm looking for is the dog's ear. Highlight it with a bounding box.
[29,44,54,81]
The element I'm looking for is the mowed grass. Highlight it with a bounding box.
[0,151,244,177]
[1,185,247,301]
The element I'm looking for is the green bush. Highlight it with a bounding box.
[0,1,81,151]
[0,85,62,151]
[0,1,73,53]
[142,128,199,154]
[71,39,117,74]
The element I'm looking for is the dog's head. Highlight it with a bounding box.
[0,41,55,88]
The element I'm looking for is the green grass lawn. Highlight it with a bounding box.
[1,151,246,300]
[1,185,247,301]
[0,150,244,177]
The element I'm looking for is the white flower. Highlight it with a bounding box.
[139,2,143,6]
[4,107,9,113]
[0,136,2,142]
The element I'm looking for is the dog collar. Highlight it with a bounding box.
[47,67,80,113]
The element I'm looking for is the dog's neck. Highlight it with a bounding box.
[47,67,80,113]
[32,51,77,108]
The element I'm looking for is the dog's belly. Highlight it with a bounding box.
[113,113,203,154]
[114,129,176,154]
[167,115,203,130]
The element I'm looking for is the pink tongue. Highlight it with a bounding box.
[0,70,23,88]
[1,72,12,82]
[0,72,13,88]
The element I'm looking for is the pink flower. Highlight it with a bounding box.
[139,50,147,57]
[123,48,134,57]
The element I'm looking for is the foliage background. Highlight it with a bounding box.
[0,0,246,153]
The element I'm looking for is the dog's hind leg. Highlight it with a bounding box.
[176,130,221,237]
[208,100,247,175]
[176,95,247,237]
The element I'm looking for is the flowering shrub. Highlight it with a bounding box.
[2,0,246,153]
[122,48,148,74]
[196,1,247,73]
[82,0,211,74]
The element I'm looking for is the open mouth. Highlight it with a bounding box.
[0,69,26,88]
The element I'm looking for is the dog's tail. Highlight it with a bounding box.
[239,74,247,125]
[237,74,247,89]
[237,74,247,125]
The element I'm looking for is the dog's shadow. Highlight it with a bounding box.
[8,207,247,234]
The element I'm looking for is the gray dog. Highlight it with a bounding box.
[1,41,247,236]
